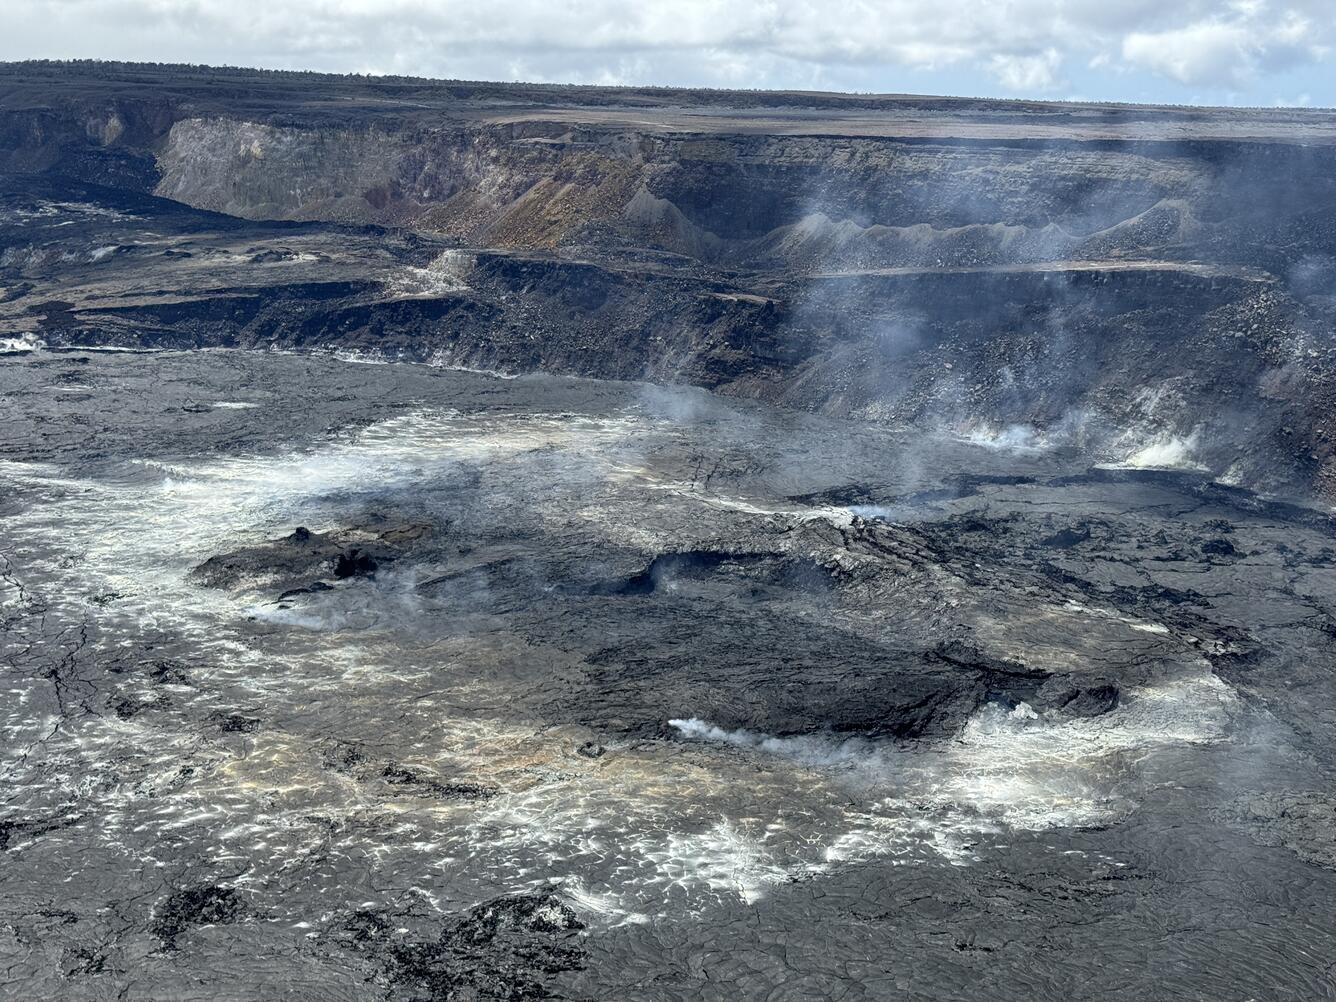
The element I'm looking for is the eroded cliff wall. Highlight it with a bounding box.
[4,62,1336,494]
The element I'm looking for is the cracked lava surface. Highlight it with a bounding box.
[2,349,1335,1000]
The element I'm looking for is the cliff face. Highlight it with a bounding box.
[5,62,1336,494]
[13,66,1336,1002]
[75,112,1336,277]
[7,62,1336,269]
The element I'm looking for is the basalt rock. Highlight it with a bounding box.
[150,886,248,950]
[5,65,1336,495]
[191,520,434,593]
[6,64,1336,1002]
[1035,676,1121,718]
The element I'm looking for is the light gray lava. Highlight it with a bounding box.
[1,349,1334,1000]
[3,62,1336,1001]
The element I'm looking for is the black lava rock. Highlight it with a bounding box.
[333,548,377,578]
[150,886,247,948]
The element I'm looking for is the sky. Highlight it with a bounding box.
[3,0,1333,107]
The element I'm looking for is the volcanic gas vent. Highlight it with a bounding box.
[5,60,1336,1001]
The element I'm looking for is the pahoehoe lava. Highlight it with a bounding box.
[2,61,1336,1000]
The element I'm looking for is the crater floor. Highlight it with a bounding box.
[2,349,1335,1000]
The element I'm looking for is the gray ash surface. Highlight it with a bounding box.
[2,349,1335,1000]
[4,61,1336,1000]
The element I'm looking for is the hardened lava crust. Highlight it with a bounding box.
[2,62,1336,1000]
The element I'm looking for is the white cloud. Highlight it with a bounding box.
[2,0,1332,102]
[988,48,1063,92]
[1123,22,1256,86]
[1121,4,1326,87]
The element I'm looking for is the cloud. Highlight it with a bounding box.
[988,48,1063,92]
[1121,5,1325,86]
[2,0,1332,102]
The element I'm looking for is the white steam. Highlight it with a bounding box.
[956,422,1047,453]
[672,665,1237,843]
[0,333,45,353]
[386,249,473,298]
[246,567,434,633]
[1116,429,1205,470]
